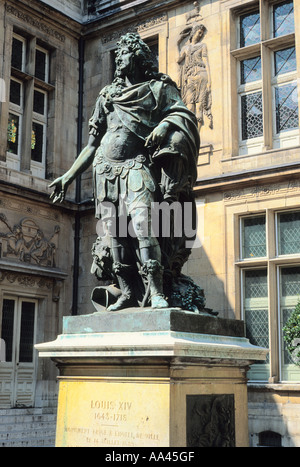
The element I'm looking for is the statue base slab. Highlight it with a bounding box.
[35,309,268,447]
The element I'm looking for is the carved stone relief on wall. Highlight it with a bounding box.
[0,214,60,267]
[177,2,213,131]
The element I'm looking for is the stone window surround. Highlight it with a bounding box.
[238,212,300,383]
[229,197,300,384]
[6,30,54,179]
[228,0,300,157]
[0,2,73,188]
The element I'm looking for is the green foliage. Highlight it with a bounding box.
[283,301,300,366]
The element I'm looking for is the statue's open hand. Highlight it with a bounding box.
[145,122,170,149]
[49,176,69,203]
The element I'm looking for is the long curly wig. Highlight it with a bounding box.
[100,33,178,100]
[114,33,157,79]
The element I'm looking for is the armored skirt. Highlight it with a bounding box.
[93,150,156,220]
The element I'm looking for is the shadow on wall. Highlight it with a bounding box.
[76,201,233,318]
[181,198,234,319]
[182,240,234,320]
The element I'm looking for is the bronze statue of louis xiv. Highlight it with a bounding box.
[50,33,213,315]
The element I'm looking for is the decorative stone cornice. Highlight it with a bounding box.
[0,265,66,301]
[101,12,168,43]
[223,179,300,203]
[6,3,66,42]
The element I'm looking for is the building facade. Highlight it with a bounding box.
[0,0,300,447]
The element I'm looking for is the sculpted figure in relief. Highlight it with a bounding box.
[0,214,59,267]
[50,33,213,314]
[177,23,213,130]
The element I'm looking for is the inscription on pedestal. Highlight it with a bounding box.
[186,394,235,447]
[55,379,169,447]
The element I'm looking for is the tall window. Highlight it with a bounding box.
[239,210,300,382]
[0,296,37,407]
[242,268,270,381]
[7,33,52,178]
[239,55,263,145]
[241,214,266,259]
[273,45,298,146]
[7,78,23,160]
[233,0,299,155]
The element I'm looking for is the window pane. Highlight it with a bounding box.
[242,216,266,258]
[245,269,268,300]
[1,299,15,362]
[19,302,35,363]
[245,307,269,355]
[241,56,262,84]
[244,270,269,368]
[281,267,300,297]
[273,0,294,37]
[275,83,298,133]
[11,37,24,70]
[33,90,45,115]
[275,47,296,76]
[9,80,21,106]
[278,212,300,255]
[240,11,260,48]
[35,49,47,81]
[7,113,20,154]
[241,92,263,140]
[31,122,44,162]
[147,41,159,71]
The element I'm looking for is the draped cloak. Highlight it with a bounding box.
[89,78,200,218]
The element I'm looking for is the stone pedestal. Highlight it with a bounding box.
[35,309,268,447]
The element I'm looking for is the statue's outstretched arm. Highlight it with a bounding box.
[49,134,99,203]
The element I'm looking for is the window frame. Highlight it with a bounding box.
[236,44,264,154]
[35,44,50,84]
[31,88,48,176]
[238,88,265,154]
[237,9,261,49]
[240,266,271,382]
[11,33,26,73]
[237,208,300,383]
[7,76,24,170]
[271,0,295,39]
[231,0,299,156]
[240,213,267,260]
[6,32,53,179]
[0,295,38,407]
[271,43,299,146]
[275,209,300,257]
[1,295,38,365]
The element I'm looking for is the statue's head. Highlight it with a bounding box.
[189,23,206,42]
[114,33,157,79]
